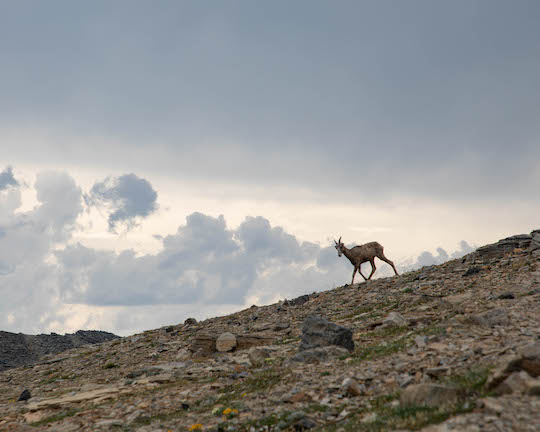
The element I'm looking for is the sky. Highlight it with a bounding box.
[1,1,539,336]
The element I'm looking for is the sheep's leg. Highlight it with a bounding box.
[378,254,399,275]
[367,259,377,280]
[357,264,368,281]
[351,267,358,285]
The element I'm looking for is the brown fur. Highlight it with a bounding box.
[334,237,398,284]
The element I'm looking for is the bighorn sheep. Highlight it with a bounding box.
[334,237,398,284]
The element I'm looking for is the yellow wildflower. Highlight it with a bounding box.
[222,408,232,415]
[188,424,203,431]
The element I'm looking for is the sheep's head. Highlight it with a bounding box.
[334,237,344,257]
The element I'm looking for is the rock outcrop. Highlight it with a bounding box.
[0,330,119,372]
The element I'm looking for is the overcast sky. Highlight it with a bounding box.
[1,1,539,336]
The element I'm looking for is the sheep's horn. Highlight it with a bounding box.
[338,236,342,244]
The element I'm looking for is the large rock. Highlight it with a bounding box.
[530,230,540,258]
[468,308,509,327]
[400,384,462,408]
[216,332,237,352]
[487,342,540,390]
[299,315,354,352]
[471,234,531,261]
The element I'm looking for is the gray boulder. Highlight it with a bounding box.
[472,234,532,261]
[300,315,354,352]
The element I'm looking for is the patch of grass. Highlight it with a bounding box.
[351,337,410,362]
[30,408,81,427]
[351,326,412,362]
[307,403,330,413]
[318,392,475,432]
[243,367,283,393]
[437,367,490,395]
[275,336,300,345]
[216,367,284,408]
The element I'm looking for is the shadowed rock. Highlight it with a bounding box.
[299,315,354,352]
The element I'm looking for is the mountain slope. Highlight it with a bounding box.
[1,231,539,431]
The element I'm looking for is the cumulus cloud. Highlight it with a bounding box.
[0,166,18,191]
[0,171,84,333]
[55,212,331,308]
[398,240,477,271]
[85,174,158,232]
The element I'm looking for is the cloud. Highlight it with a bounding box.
[397,240,477,272]
[0,166,18,191]
[0,171,84,333]
[85,174,158,232]
[54,212,350,311]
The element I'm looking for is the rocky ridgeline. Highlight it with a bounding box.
[0,331,120,373]
[1,231,540,431]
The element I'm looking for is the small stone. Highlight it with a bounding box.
[497,292,515,300]
[341,377,364,396]
[288,391,313,403]
[293,417,317,430]
[184,317,197,325]
[17,389,31,402]
[481,397,505,414]
[175,348,191,361]
[414,335,427,348]
[425,366,450,377]
[361,413,377,423]
[383,312,408,327]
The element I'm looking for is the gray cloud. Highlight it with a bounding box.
[0,167,18,191]
[1,2,539,202]
[85,174,158,232]
[55,212,348,308]
[398,240,476,271]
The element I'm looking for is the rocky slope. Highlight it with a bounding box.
[0,331,120,373]
[1,231,539,432]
